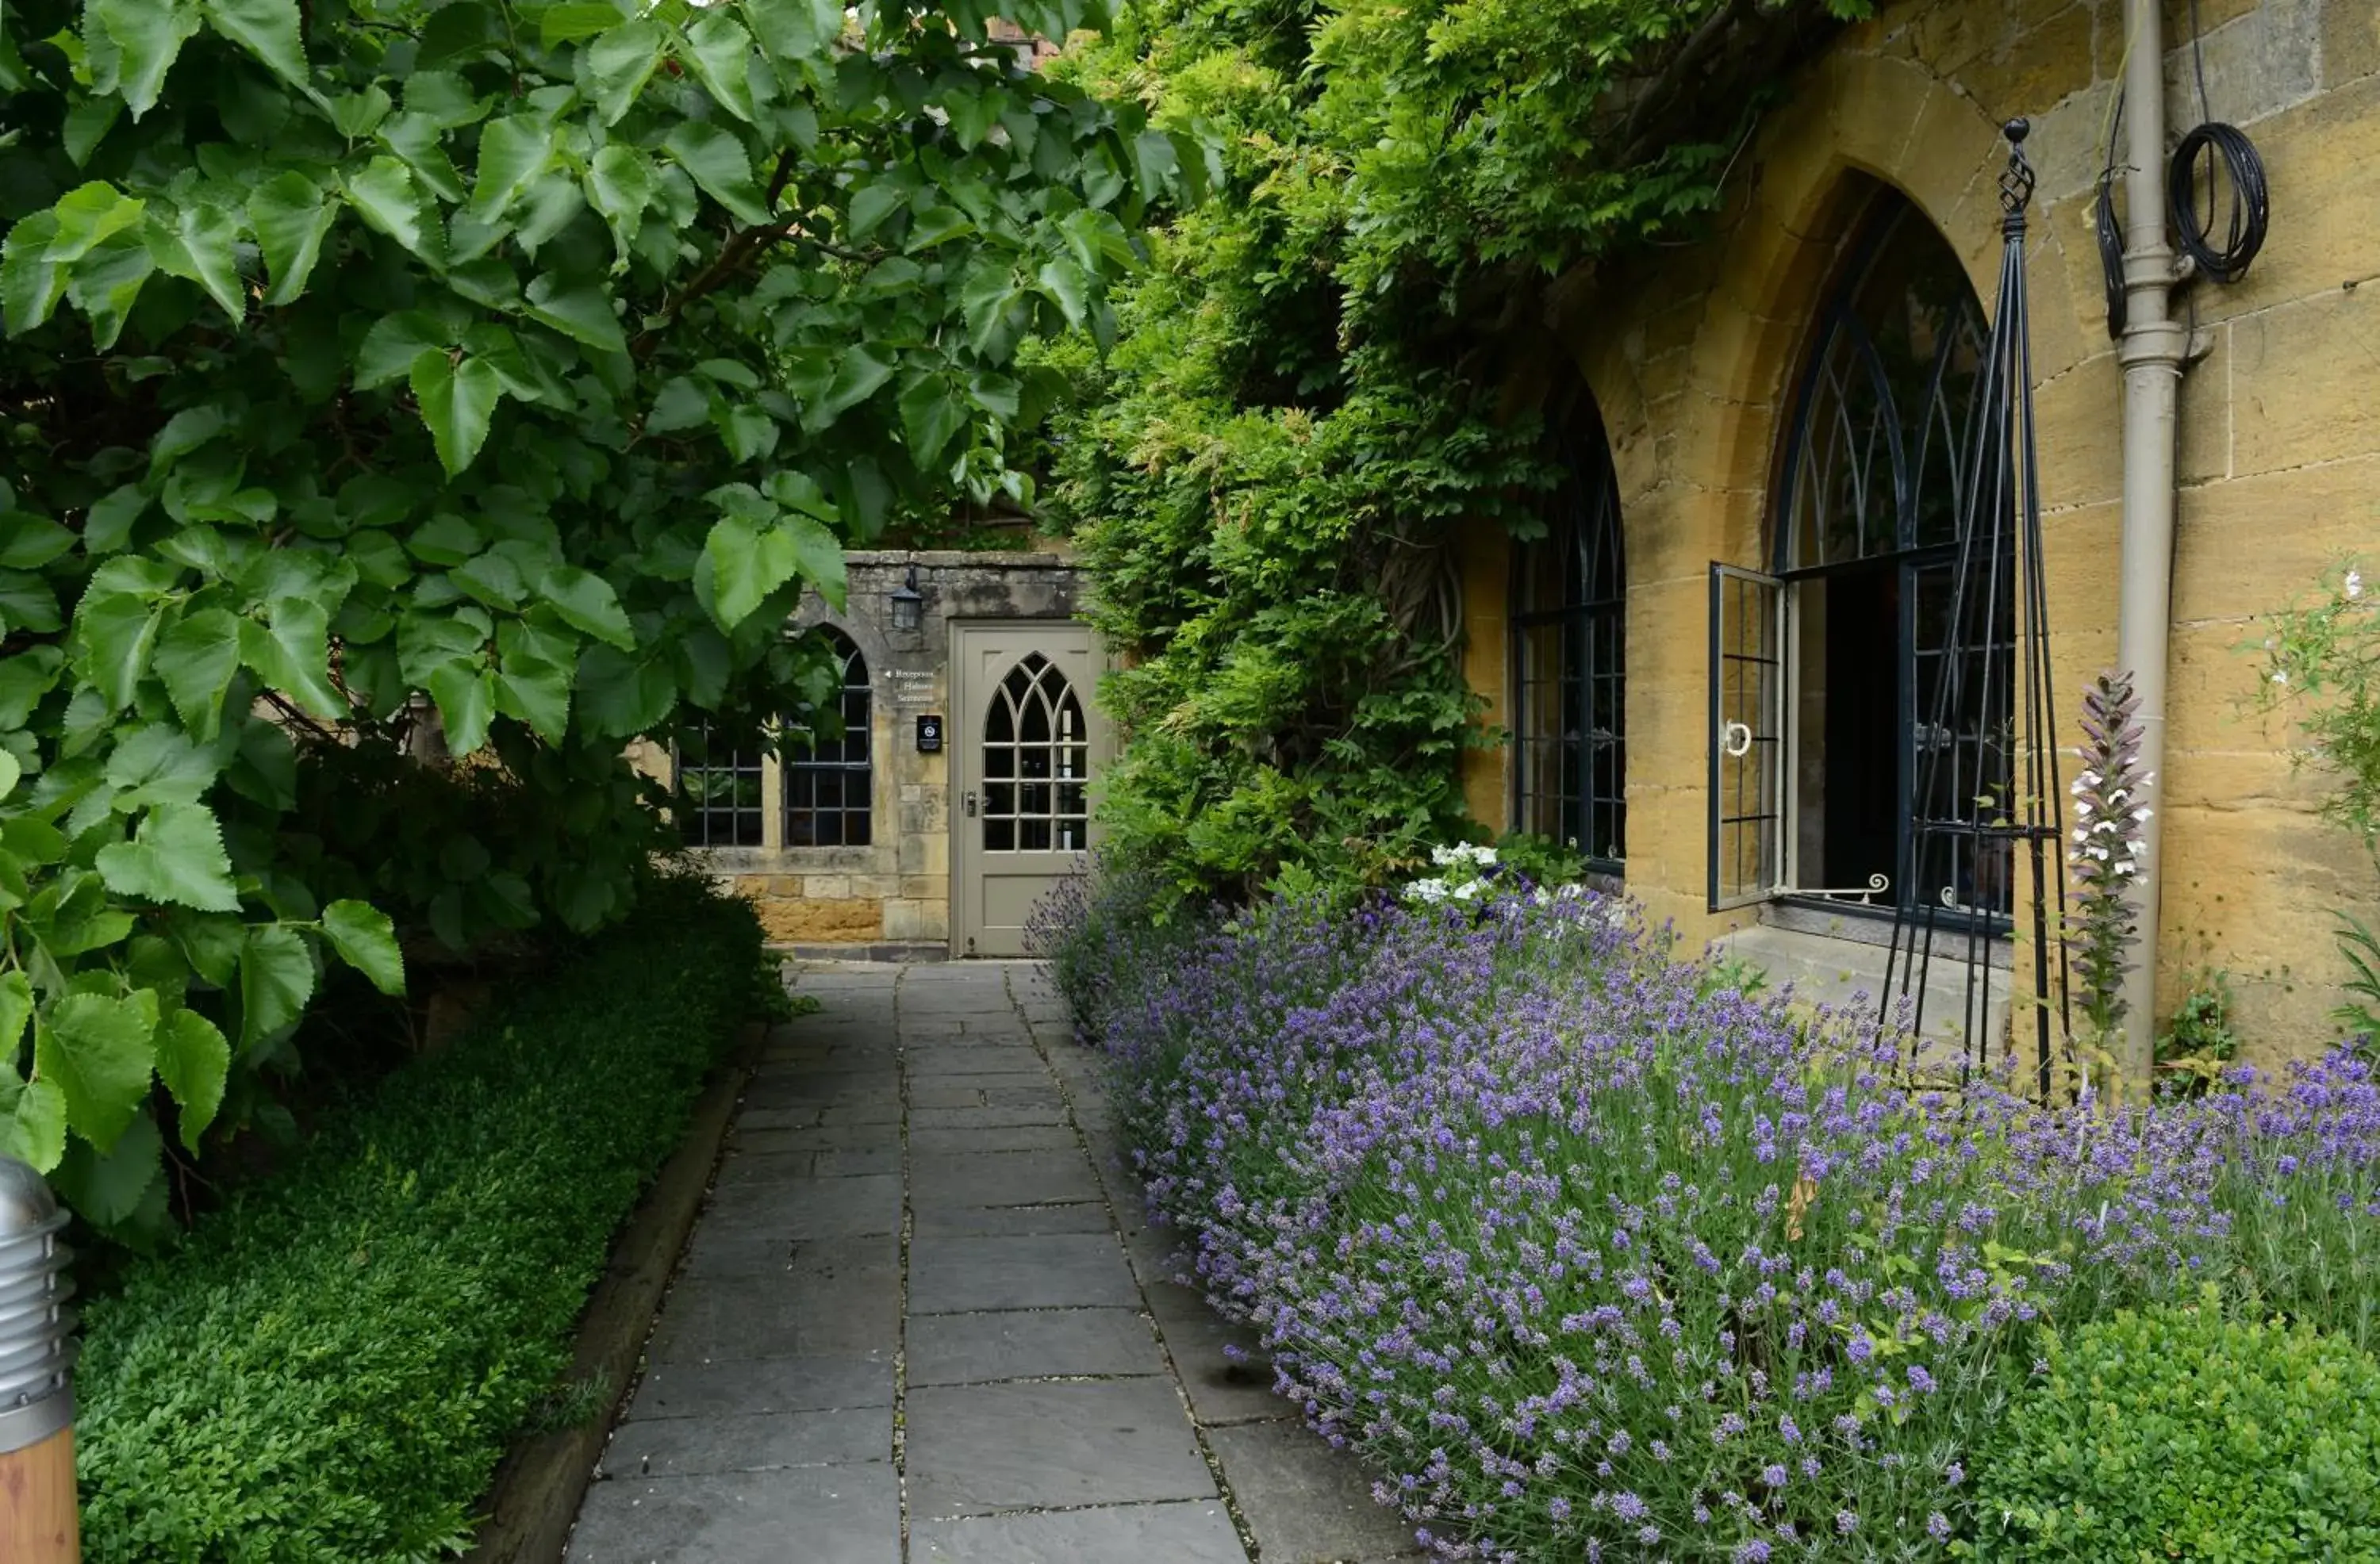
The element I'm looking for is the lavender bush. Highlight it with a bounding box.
[1042,880,2380,1560]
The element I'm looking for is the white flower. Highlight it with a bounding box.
[2108,788,2128,804]
[1453,880,1483,901]
[2095,819,2118,834]
[2074,799,2094,818]
[2090,846,2110,861]
[2129,839,2146,856]
[2115,861,2139,875]
[1430,844,1459,867]
[2072,828,2091,845]
[2348,569,2363,600]
[2274,669,2290,686]
[1532,887,1553,906]
[1472,846,1499,866]
[2133,807,2152,822]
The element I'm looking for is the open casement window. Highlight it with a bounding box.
[1708,565,1784,909]
[1712,186,2010,922]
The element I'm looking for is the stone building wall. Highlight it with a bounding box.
[684,549,1089,952]
[1457,0,2380,1063]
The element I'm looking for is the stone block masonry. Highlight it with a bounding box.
[683,548,1091,955]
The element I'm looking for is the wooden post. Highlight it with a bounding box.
[0,1157,78,1562]
[0,1421,79,1562]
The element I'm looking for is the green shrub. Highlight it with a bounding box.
[74,873,765,1562]
[1965,1294,2380,1562]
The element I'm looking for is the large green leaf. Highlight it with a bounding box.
[37,990,158,1154]
[584,20,665,125]
[237,924,314,1049]
[153,1007,228,1152]
[470,115,557,220]
[355,310,451,389]
[1,212,67,335]
[537,564,636,650]
[744,0,843,59]
[575,643,678,738]
[539,1,627,46]
[663,123,770,225]
[75,592,163,710]
[805,343,896,430]
[96,803,242,912]
[411,349,503,476]
[344,157,435,260]
[427,659,495,754]
[0,1078,67,1172]
[156,607,242,739]
[321,899,405,995]
[702,508,843,630]
[525,275,626,353]
[0,971,30,1057]
[148,198,246,324]
[899,371,967,466]
[94,0,203,118]
[585,143,656,260]
[203,0,307,88]
[249,174,338,305]
[681,14,757,124]
[493,642,573,742]
[240,598,345,719]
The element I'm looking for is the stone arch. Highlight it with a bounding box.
[789,604,895,830]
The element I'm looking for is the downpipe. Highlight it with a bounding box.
[2114,0,2190,1093]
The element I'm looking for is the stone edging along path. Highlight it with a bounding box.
[552,960,1423,1564]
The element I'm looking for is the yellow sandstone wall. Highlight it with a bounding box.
[1459,0,2380,1064]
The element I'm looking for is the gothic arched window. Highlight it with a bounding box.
[1712,187,2010,919]
[1512,398,1626,872]
[785,628,873,848]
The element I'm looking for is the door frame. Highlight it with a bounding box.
[946,617,1109,957]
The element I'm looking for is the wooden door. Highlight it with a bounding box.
[950,623,1107,956]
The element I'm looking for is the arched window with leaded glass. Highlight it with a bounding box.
[1708,186,2010,920]
[981,652,1090,853]
[785,628,873,848]
[1511,396,1626,872]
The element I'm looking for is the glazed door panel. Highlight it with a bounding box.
[950,623,1108,956]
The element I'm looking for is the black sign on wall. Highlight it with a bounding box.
[916,715,944,753]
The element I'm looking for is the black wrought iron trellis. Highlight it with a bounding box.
[1881,120,2071,1093]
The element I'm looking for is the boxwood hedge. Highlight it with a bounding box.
[73,875,766,1562]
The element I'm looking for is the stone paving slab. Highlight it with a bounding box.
[912,1501,1246,1562]
[904,1378,1217,1517]
[600,1407,890,1478]
[905,1305,1166,1385]
[568,1467,898,1563]
[908,1232,1142,1313]
[571,960,1431,1564]
[625,1355,892,1422]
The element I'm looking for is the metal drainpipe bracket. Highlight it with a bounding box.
[2185,324,2220,364]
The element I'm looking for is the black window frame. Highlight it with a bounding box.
[1510,404,1627,875]
[784,628,874,849]
[674,723,767,848]
[1764,190,2012,929]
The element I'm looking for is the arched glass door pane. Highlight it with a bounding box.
[981,653,1090,853]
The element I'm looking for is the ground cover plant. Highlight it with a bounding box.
[71,872,766,1562]
[1045,876,2380,1560]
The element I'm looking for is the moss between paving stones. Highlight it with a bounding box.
[72,876,766,1563]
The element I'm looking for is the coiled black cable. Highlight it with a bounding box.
[2167,119,2268,283]
[2096,0,2271,335]
[2095,86,2127,339]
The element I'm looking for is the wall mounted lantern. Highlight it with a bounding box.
[889,562,923,633]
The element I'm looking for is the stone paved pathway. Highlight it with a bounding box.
[566,960,1422,1564]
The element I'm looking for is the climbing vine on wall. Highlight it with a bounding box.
[1044,0,1871,909]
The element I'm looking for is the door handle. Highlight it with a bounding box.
[962,790,977,818]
